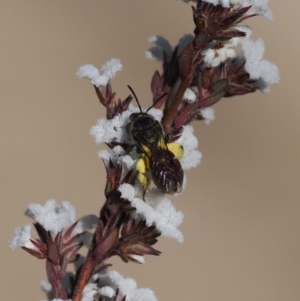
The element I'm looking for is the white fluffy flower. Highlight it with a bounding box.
[239,0,273,20]
[81,283,98,301]
[203,43,237,67]
[241,38,280,88]
[90,111,131,145]
[99,286,116,298]
[40,280,52,293]
[200,107,215,125]
[118,184,184,243]
[98,146,136,171]
[9,224,36,249]
[25,199,76,235]
[77,58,123,87]
[107,271,158,301]
[178,125,202,170]
[183,88,197,103]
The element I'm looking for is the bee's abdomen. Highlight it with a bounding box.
[150,148,183,194]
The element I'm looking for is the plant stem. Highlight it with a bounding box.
[162,78,190,134]
[162,55,200,134]
[72,256,97,301]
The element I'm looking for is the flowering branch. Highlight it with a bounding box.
[10,1,279,301]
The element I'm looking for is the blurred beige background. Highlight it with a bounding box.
[1,1,299,300]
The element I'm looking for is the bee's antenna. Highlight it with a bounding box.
[127,85,142,112]
[127,85,167,112]
[146,92,168,113]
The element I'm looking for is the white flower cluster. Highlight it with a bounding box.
[177,125,202,170]
[9,200,97,249]
[200,107,215,125]
[183,88,197,103]
[88,271,159,301]
[241,38,280,93]
[9,224,35,250]
[25,199,76,235]
[77,58,123,87]
[99,145,137,171]
[204,35,279,92]
[202,26,252,68]
[108,271,158,301]
[147,26,278,94]
[119,183,184,243]
[41,272,142,301]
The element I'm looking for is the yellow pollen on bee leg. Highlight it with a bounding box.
[136,155,150,190]
[167,142,184,159]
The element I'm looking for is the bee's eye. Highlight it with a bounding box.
[129,113,138,121]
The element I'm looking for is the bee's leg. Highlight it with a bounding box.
[136,155,150,199]
[125,144,135,154]
[136,145,144,154]
[165,133,172,144]
[167,142,184,159]
[126,143,144,155]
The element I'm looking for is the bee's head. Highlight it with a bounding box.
[129,112,156,130]
[129,112,154,122]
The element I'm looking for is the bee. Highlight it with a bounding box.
[126,85,184,195]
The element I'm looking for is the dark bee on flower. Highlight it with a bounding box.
[126,85,184,195]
